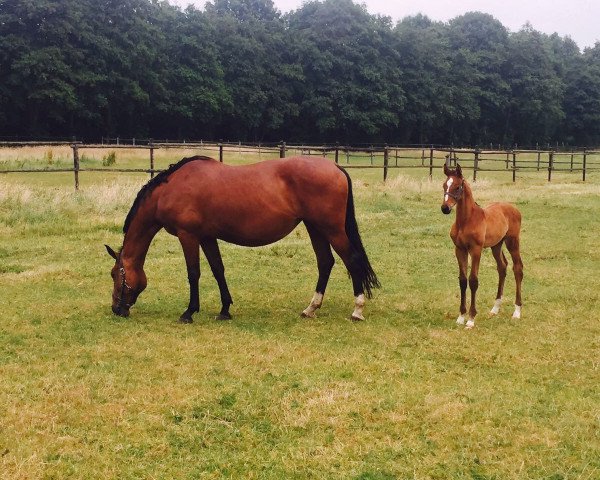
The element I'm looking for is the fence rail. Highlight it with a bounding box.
[1,141,599,190]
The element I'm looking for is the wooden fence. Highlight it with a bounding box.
[1,141,599,190]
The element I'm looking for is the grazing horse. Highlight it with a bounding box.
[106,155,379,323]
[441,163,523,329]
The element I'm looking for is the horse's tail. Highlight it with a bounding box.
[337,166,381,298]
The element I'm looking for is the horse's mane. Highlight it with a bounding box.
[123,155,213,234]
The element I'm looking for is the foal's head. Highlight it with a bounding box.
[105,245,147,317]
[441,163,465,214]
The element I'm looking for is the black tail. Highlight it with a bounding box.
[337,166,381,298]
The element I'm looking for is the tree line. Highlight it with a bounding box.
[1,0,600,146]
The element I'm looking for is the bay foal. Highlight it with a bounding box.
[441,164,523,328]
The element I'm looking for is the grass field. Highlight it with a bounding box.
[0,147,599,479]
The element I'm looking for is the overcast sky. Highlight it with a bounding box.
[169,0,600,49]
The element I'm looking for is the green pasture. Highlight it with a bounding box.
[0,148,599,479]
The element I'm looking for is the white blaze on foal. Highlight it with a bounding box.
[444,177,453,202]
[351,294,366,321]
[302,292,324,318]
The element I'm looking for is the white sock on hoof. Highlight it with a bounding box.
[456,315,465,325]
[490,298,502,315]
[302,292,323,318]
[351,294,365,321]
[465,318,475,329]
[512,305,521,319]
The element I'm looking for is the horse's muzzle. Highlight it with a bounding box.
[441,204,451,214]
[112,305,130,317]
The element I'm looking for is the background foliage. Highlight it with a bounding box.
[2,0,600,146]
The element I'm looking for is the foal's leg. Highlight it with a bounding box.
[200,238,233,320]
[490,242,507,315]
[324,231,367,321]
[466,245,482,329]
[177,231,200,323]
[505,236,524,319]
[455,246,468,326]
[301,223,335,318]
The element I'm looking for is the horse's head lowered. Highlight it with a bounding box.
[441,163,465,214]
[105,245,147,317]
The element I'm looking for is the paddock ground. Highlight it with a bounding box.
[0,148,599,479]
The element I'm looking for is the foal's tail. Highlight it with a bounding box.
[337,166,381,298]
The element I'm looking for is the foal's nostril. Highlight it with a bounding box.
[441,205,451,214]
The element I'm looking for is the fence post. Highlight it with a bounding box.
[383,145,389,182]
[421,148,425,166]
[72,144,80,190]
[279,141,286,158]
[537,150,541,171]
[219,143,224,162]
[570,152,574,172]
[583,150,587,182]
[429,147,434,179]
[335,142,339,164]
[505,152,509,169]
[149,140,155,178]
[473,149,479,182]
[346,147,350,163]
[548,151,554,182]
[512,151,517,182]
[370,146,374,165]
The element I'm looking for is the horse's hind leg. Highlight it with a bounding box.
[301,222,335,318]
[177,231,200,323]
[490,241,507,315]
[505,236,524,319]
[325,232,368,321]
[200,238,233,320]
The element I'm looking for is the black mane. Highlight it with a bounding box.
[123,155,213,234]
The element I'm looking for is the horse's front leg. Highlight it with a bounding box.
[455,246,468,325]
[177,231,200,323]
[466,245,482,329]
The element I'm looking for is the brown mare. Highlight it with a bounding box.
[441,163,523,329]
[106,155,379,323]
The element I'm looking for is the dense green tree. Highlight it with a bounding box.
[204,0,297,140]
[393,15,452,144]
[149,4,228,139]
[1,0,598,145]
[562,43,600,145]
[445,12,511,145]
[504,25,565,146]
[286,0,404,142]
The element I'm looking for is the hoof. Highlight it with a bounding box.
[179,316,193,324]
[456,315,465,326]
[301,311,316,318]
[350,314,365,322]
[490,299,502,315]
[512,305,522,319]
[215,313,232,321]
[465,319,475,329]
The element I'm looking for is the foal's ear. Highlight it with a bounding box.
[105,244,118,260]
[443,162,451,176]
[456,164,463,178]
